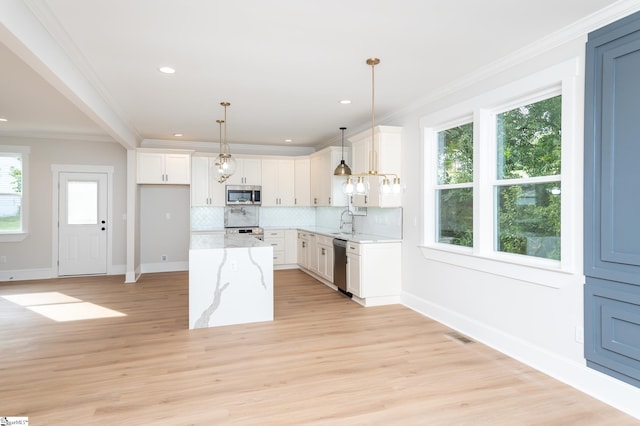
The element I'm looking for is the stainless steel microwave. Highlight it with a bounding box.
[226,185,262,205]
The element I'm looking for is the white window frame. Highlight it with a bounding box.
[0,145,30,242]
[433,116,474,249]
[420,59,581,288]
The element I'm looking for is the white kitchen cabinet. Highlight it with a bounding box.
[226,158,261,185]
[316,235,334,283]
[309,147,349,207]
[191,155,226,206]
[261,158,295,206]
[294,157,311,206]
[137,149,192,184]
[297,231,310,269]
[349,126,402,207]
[284,229,298,264]
[264,229,286,265]
[307,233,319,273]
[264,229,298,268]
[346,241,401,306]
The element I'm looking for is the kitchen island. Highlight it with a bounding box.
[189,233,273,329]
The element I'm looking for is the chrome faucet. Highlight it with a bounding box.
[339,209,355,233]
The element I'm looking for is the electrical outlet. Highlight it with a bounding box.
[161,255,168,262]
[231,261,237,271]
[0,255,6,264]
[575,325,584,343]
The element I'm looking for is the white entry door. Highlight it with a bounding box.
[58,172,108,276]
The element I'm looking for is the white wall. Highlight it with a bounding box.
[394,34,640,418]
[0,136,127,280]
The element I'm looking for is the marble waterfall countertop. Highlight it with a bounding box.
[190,233,270,249]
[189,233,273,329]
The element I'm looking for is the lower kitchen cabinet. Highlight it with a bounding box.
[264,229,298,269]
[347,241,401,306]
[316,235,334,283]
[297,231,311,269]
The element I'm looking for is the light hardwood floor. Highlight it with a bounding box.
[1,270,637,425]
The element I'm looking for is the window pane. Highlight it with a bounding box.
[437,187,473,247]
[496,182,561,260]
[67,181,98,225]
[497,95,561,180]
[437,122,473,184]
[0,154,22,232]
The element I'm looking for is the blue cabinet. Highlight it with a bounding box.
[584,11,640,387]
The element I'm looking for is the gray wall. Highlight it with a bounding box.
[0,136,127,274]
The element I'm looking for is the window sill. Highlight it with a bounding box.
[0,233,28,242]
[419,244,581,289]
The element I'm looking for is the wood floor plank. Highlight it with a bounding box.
[0,270,637,425]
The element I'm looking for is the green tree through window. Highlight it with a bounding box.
[496,95,562,260]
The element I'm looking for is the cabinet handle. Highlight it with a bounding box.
[321,248,325,255]
[364,195,368,204]
[328,197,331,205]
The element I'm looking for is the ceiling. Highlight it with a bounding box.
[0,0,628,151]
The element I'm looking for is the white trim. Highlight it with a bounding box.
[140,261,188,274]
[421,59,581,279]
[401,291,640,421]
[51,164,114,276]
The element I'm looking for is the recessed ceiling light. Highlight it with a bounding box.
[339,99,351,105]
[284,139,293,143]
[159,66,176,74]
[0,118,8,122]
[173,133,183,137]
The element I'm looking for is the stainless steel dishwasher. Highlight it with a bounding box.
[333,238,350,296]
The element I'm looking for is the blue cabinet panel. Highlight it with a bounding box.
[585,278,640,387]
[584,10,640,388]
[585,11,640,285]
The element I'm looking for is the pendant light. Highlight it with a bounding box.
[216,119,228,183]
[333,127,352,176]
[343,58,402,196]
[215,101,237,181]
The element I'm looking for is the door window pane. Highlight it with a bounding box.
[496,95,561,180]
[496,182,561,260]
[67,181,98,225]
[437,187,473,247]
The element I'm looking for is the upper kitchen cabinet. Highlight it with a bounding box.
[261,158,295,206]
[584,10,640,389]
[309,147,349,207]
[226,158,261,185]
[191,155,225,206]
[349,126,402,207]
[294,157,311,207]
[137,149,192,184]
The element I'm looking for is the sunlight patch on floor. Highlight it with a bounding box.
[27,302,126,322]
[2,292,127,321]
[2,291,81,306]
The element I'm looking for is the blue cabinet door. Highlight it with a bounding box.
[584,10,640,388]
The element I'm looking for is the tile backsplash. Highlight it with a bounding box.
[191,205,402,239]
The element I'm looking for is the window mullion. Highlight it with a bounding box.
[476,109,494,256]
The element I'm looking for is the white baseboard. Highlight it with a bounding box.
[140,261,188,274]
[401,291,640,420]
[0,268,55,282]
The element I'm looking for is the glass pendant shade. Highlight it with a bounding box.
[342,176,355,194]
[216,154,237,179]
[355,176,369,195]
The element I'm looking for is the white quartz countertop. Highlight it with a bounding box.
[296,226,402,243]
[190,233,270,249]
